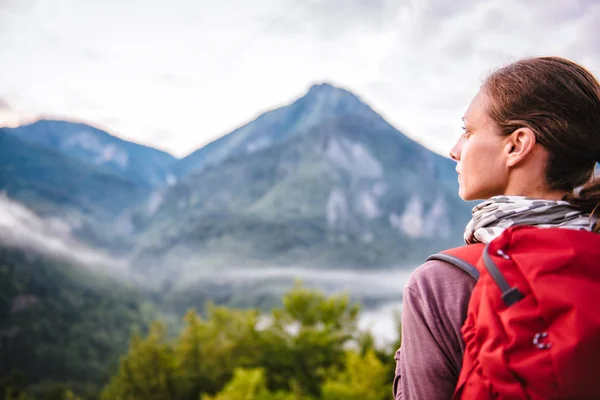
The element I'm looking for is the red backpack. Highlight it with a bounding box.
[428,225,600,399]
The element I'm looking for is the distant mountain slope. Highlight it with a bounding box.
[133,84,471,284]
[0,129,152,253]
[0,129,146,219]
[173,83,386,178]
[4,119,177,189]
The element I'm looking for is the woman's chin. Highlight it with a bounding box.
[458,186,476,202]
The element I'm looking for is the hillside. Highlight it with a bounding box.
[4,119,177,189]
[0,244,152,397]
[132,83,471,285]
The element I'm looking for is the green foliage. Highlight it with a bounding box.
[321,350,389,400]
[173,305,261,397]
[100,323,178,400]
[1,370,28,400]
[201,368,300,400]
[256,283,360,397]
[0,375,83,400]
[99,282,399,400]
[2,244,401,400]
[0,246,151,399]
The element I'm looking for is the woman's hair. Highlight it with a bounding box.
[481,56,600,231]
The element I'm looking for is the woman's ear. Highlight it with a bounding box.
[505,127,537,167]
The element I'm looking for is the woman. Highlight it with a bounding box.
[393,56,600,399]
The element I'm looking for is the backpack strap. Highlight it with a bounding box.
[481,242,525,306]
[427,244,484,281]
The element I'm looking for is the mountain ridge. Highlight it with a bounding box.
[4,119,178,189]
[0,129,146,217]
[132,84,470,284]
[1,82,469,283]
[173,82,421,178]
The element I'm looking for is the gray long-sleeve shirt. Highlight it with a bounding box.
[393,259,476,400]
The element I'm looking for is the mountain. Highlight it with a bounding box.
[173,83,382,178]
[0,129,147,218]
[0,83,471,397]
[133,83,471,285]
[4,119,178,189]
[0,129,151,252]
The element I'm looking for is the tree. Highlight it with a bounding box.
[101,305,262,400]
[174,306,261,398]
[321,350,389,400]
[201,368,302,400]
[257,282,361,398]
[101,322,177,400]
[99,282,400,400]
[356,308,402,390]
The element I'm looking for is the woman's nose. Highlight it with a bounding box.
[449,140,461,162]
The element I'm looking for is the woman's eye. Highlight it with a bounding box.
[461,126,471,138]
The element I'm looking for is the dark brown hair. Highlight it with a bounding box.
[482,56,600,231]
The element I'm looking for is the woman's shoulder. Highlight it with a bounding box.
[405,258,477,305]
[403,258,477,342]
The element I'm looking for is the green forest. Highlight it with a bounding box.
[0,247,401,400]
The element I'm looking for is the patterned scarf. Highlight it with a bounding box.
[464,195,599,244]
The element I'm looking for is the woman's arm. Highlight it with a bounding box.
[393,260,475,400]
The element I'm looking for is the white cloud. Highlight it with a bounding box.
[0,193,129,272]
[0,97,9,110]
[0,0,598,157]
[360,0,600,154]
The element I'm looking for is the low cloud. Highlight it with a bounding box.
[0,193,129,273]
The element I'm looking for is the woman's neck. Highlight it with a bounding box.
[504,168,569,201]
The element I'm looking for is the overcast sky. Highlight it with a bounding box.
[0,0,599,158]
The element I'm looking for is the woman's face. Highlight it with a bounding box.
[450,90,510,201]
